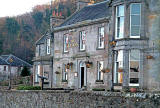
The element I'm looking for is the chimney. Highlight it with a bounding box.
[76,0,90,11]
[50,11,65,30]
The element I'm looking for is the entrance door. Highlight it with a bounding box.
[79,62,86,88]
[81,67,84,87]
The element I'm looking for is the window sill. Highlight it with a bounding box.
[63,51,69,54]
[44,82,49,84]
[62,80,68,83]
[96,47,105,50]
[34,82,39,84]
[79,50,86,52]
[95,80,104,84]
[113,83,122,86]
[115,37,149,41]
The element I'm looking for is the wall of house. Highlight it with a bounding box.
[110,0,160,91]
[144,0,160,91]
[53,22,111,90]
[0,90,160,108]
[0,65,9,81]
[34,34,54,88]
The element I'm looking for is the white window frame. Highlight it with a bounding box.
[129,50,140,86]
[98,27,104,48]
[46,38,51,54]
[97,61,104,81]
[79,31,86,51]
[115,5,124,39]
[43,65,49,82]
[130,3,141,38]
[64,34,69,52]
[114,50,123,84]
[35,65,40,82]
[62,64,68,81]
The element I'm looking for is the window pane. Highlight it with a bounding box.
[130,78,139,83]
[130,50,140,73]
[131,4,141,15]
[131,15,140,26]
[131,26,140,36]
[119,17,124,38]
[117,5,124,16]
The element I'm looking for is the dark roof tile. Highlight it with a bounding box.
[59,1,110,27]
[1,54,32,67]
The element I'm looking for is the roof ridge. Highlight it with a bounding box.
[0,56,9,65]
[10,54,32,67]
[85,0,109,7]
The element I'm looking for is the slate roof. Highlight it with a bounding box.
[0,54,32,67]
[36,35,46,45]
[0,57,8,65]
[36,30,53,45]
[59,1,110,27]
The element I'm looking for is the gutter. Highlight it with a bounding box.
[53,17,110,32]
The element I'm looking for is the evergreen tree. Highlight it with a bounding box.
[21,66,31,77]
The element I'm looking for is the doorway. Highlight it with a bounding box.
[79,61,86,88]
[81,67,84,87]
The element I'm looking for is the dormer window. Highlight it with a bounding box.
[46,38,51,54]
[79,31,86,51]
[115,5,124,39]
[130,3,141,38]
[64,34,69,52]
[98,27,104,48]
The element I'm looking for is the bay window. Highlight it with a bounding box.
[64,34,69,52]
[114,50,123,84]
[98,27,104,48]
[129,50,140,86]
[130,3,141,38]
[115,5,124,39]
[79,31,86,51]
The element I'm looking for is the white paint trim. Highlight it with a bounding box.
[130,3,141,38]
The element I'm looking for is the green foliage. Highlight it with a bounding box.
[20,66,31,77]
[5,17,20,35]
[32,12,43,28]
[17,85,41,90]
[44,9,51,24]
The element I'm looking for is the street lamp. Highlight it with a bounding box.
[8,58,13,90]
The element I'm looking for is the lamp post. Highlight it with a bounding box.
[8,58,13,90]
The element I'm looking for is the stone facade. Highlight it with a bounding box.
[53,21,111,90]
[109,0,160,91]
[33,0,160,91]
[0,54,32,81]
[33,31,54,88]
[1,90,160,108]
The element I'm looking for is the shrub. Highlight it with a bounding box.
[17,85,41,90]
[21,66,31,77]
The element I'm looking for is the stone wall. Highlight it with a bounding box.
[1,90,160,108]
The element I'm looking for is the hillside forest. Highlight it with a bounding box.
[0,0,104,64]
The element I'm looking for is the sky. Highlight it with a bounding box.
[0,0,52,17]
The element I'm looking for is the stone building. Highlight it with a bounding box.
[0,54,32,81]
[53,1,111,90]
[33,0,160,91]
[33,30,54,88]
